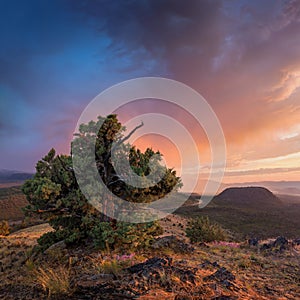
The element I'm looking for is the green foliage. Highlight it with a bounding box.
[0,220,10,236]
[22,114,181,250]
[37,231,66,251]
[22,148,98,249]
[186,216,228,243]
[90,221,163,251]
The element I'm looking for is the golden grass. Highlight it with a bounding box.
[35,265,72,297]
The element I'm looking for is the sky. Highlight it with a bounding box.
[0,0,300,190]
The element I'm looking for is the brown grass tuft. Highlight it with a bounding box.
[35,265,72,297]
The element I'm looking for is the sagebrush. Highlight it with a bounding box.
[186,216,228,243]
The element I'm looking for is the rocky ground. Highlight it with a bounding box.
[0,220,299,299]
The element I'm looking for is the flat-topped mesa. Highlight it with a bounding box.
[212,186,282,209]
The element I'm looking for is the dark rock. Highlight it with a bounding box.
[199,260,220,269]
[127,256,198,288]
[151,235,194,253]
[273,236,288,250]
[127,257,171,274]
[264,285,276,294]
[212,261,220,268]
[199,242,210,248]
[260,236,289,252]
[260,243,272,251]
[248,237,259,246]
[44,240,66,254]
[178,259,188,265]
[222,279,234,288]
[210,267,235,282]
[293,238,300,245]
[204,267,235,287]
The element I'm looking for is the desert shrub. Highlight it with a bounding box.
[186,216,228,243]
[23,115,181,250]
[0,220,10,236]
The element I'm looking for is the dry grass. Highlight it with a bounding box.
[89,256,122,276]
[88,253,140,277]
[35,265,72,297]
[0,223,53,287]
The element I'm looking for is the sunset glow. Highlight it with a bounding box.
[0,0,299,192]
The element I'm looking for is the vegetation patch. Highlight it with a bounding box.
[186,216,229,243]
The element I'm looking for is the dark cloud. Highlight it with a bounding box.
[68,0,300,108]
[69,0,228,84]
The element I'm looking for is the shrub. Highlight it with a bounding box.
[186,216,228,243]
[90,221,163,251]
[0,220,10,236]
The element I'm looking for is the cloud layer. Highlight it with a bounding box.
[0,0,299,186]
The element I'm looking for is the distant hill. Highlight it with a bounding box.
[0,169,33,184]
[176,186,300,238]
[222,181,300,196]
[212,186,282,209]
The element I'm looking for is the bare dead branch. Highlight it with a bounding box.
[106,121,144,161]
[118,121,144,145]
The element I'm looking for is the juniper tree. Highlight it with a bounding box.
[23,114,181,250]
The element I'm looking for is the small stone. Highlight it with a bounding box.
[293,238,300,245]
[44,240,66,254]
[248,238,259,246]
[273,236,288,250]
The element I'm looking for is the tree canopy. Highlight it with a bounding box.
[23,114,181,250]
